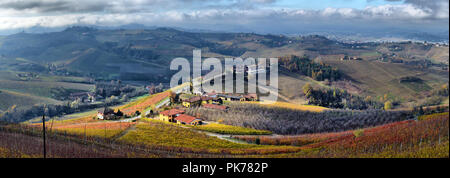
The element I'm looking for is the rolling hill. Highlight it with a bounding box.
[0,27,448,107]
[0,89,61,111]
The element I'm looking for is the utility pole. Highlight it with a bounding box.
[42,112,46,159]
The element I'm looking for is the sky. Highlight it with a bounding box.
[0,0,448,36]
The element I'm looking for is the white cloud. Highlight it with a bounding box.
[0,0,447,33]
[363,4,431,19]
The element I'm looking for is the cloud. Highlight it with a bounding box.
[0,0,447,34]
[0,0,279,14]
[384,0,449,19]
[0,0,108,13]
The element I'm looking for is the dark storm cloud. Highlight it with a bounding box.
[0,0,279,13]
[0,0,108,13]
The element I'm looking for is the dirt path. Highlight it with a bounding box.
[193,129,255,144]
[111,124,136,141]
[178,122,270,145]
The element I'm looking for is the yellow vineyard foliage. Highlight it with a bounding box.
[192,123,272,135]
[245,101,328,112]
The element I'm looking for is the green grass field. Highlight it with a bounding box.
[0,79,93,98]
[0,89,61,111]
[317,56,448,103]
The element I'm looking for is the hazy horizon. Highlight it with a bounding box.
[0,0,448,41]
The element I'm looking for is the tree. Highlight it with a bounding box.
[148,84,156,94]
[121,94,129,102]
[419,106,424,115]
[134,110,141,117]
[383,94,389,102]
[116,109,124,117]
[255,137,261,145]
[169,92,177,103]
[384,101,393,110]
[302,83,312,97]
[106,95,118,104]
[70,99,80,109]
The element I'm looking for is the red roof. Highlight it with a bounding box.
[175,114,201,124]
[203,104,227,110]
[160,109,185,116]
[184,96,201,102]
[244,93,258,99]
[200,96,213,101]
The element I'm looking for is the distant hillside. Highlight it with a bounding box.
[0,27,355,82]
[0,89,61,111]
[0,27,448,106]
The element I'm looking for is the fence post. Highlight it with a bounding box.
[42,113,46,159]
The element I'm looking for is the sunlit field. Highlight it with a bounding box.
[119,91,171,115]
[244,101,328,112]
[191,123,272,135]
[236,112,449,158]
[119,120,300,155]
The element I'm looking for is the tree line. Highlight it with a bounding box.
[302,83,384,110]
[279,55,341,81]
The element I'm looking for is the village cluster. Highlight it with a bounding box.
[156,92,258,125]
[97,83,259,126]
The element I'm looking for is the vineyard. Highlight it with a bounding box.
[50,121,135,138]
[119,91,171,115]
[1,85,448,158]
[0,123,157,158]
[118,120,300,155]
[235,112,449,158]
[186,103,411,135]
[244,101,328,112]
[190,123,272,135]
[1,111,448,158]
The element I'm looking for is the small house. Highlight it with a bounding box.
[200,96,213,105]
[87,92,96,102]
[97,107,115,120]
[69,92,90,102]
[159,109,185,122]
[205,92,217,98]
[182,97,199,107]
[218,94,245,102]
[243,93,258,101]
[212,98,223,105]
[175,114,203,125]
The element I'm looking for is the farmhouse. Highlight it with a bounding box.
[175,114,203,125]
[243,93,258,101]
[182,97,201,108]
[182,96,213,108]
[205,92,217,97]
[159,109,185,122]
[69,92,89,100]
[217,94,245,102]
[200,96,213,105]
[87,92,96,102]
[97,107,115,120]
[212,98,223,104]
